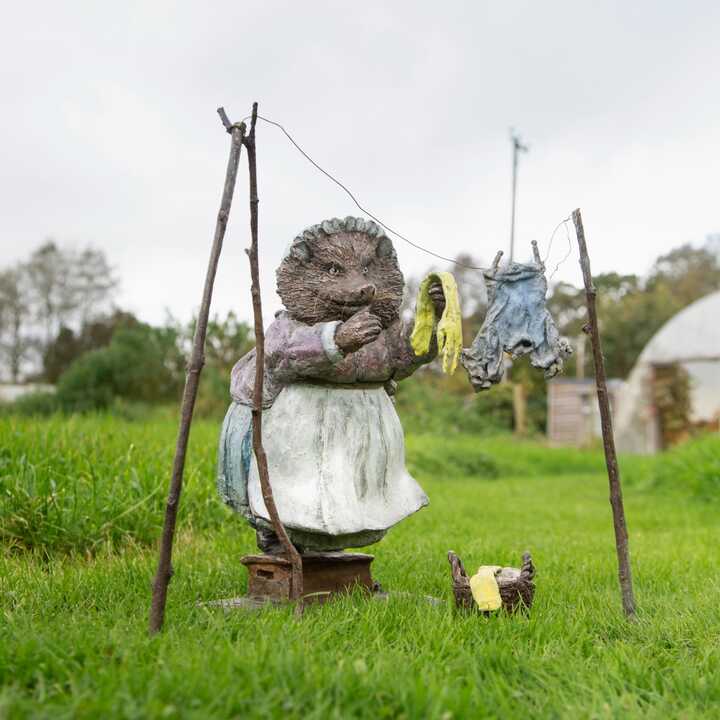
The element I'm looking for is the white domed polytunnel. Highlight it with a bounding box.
[615,290,720,454]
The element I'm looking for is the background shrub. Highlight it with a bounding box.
[653,433,720,502]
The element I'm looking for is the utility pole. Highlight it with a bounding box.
[507,130,529,434]
[509,130,528,263]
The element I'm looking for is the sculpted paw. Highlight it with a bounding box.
[428,281,446,316]
[335,310,382,354]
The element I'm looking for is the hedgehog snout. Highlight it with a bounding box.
[355,283,376,303]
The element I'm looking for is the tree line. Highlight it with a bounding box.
[0,241,116,382]
[0,241,253,417]
[2,235,718,426]
[548,237,720,378]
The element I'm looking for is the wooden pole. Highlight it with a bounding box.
[513,383,527,436]
[575,333,586,379]
[572,208,637,618]
[149,109,245,634]
[244,102,304,612]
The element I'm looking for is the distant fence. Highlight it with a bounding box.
[0,383,55,403]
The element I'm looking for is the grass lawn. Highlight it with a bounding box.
[1,415,718,719]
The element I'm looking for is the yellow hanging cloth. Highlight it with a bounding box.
[410,271,463,374]
[469,565,503,611]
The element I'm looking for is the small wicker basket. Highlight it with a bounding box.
[447,551,536,614]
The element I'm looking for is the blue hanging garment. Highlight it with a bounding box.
[462,243,571,391]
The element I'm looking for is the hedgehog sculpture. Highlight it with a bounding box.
[218,216,447,554]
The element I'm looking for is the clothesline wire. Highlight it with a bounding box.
[543,216,572,264]
[548,220,574,281]
[251,115,483,270]
[246,113,574,278]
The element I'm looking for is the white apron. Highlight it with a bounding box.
[218,383,428,548]
[247,384,428,538]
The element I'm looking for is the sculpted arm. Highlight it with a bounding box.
[230,311,384,405]
[265,315,343,382]
[265,311,382,381]
[229,315,340,405]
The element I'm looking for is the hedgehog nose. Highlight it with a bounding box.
[357,284,376,302]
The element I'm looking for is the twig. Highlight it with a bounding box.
[244,101,305,614]
[572,208,637,619]
[531,240,542,265]
[217,107,233,133]
[148,109,245,635]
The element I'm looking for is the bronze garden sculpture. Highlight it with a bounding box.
[218,216,446,557]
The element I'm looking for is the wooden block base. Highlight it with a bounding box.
[240,551,375,604]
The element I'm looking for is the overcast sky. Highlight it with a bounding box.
[2,1,718,325]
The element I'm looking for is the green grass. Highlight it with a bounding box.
[653,433,720,502]
[1,415,719,719]
[0,414,223,556]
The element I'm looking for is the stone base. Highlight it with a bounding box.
[203,590,443,612]
[241,551,375,604]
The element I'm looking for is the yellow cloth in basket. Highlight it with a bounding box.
[470,565,503,611]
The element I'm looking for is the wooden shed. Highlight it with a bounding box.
[547,378,622,447]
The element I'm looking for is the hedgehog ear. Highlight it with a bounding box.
[289,239,312,262]
[376,236,395,259]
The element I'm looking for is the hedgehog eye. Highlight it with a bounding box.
[362,266,369,275]
[328,264,342,276]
